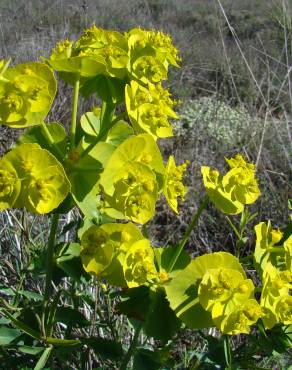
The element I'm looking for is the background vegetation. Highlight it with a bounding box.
[0,0,291,368]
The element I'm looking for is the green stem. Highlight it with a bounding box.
[225,216,241,239]
[223,335,233,369]
[43,213,60,316]
[69,76,80,149]
[267,247,285,254]
[41,122,63,158]
[168,195,209,273]
[120,322,142,370]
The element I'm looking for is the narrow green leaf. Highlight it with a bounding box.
[34,346,53,370]
[18,290,43,301]
[19,345,45,355]
[2,310,41,340]
[46,337,81,346]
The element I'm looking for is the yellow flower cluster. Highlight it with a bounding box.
[99,134,188,223]
[0,61,56,128]
[254,220,291,328]
[197,253,261,335]
[202,154,260,214]
[260,263,291,329]
[0,143,70,213]
[80,222,157,288]
[48,26,179,82]
[47,26,179,140]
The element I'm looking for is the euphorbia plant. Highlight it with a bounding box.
[0,26,291,369]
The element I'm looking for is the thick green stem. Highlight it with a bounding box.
[69,76,80,149]
[168,195,209,273]
[120,322,142,370]
[43,213,60,310]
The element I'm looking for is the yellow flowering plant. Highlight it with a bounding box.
[0,26,290,370]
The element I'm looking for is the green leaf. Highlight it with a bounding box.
[55,307,90,328]
[133,348,161,370]
[55,243,90,282]
[117,286,151,321]
[18,290,43,301]
[46,337,81,346]
[84,337,123,360]
[17,122,67,160]
[0,317,10,325]
[19,346,45,355]
[154,245,191,277]
[80,75,126,103]
[80,112,101,136]
[34,346,53,370]
[0,326,21,345]
[2,310,42,340]
[105,120,134,147]
[144,288,181,343]
[69,141,115,218]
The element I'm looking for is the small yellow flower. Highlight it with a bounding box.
[163,156,189,214]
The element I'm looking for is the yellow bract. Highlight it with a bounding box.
[0,143,70,214]
[127,28,180,83]
[123,238,157,288]
[47,26,180,84]
[201,154,260,214]
[198,267,260,334]
[284,235,292,273]
[163,155,188,213]
[260,263,292,329]
[0,159,21,210]
[125,81,177,139]
[219,299,261,335]
[99,134,164,224]
[105,161,158,224]
[0,62,56,128]
[254,220,284,272]
[81,223,158,288]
